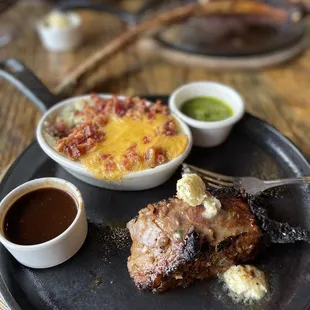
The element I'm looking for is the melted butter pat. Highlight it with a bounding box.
[176,173,221,219]
[223,265,268,301]
[80,114,188,180]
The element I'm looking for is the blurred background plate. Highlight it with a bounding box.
[156,14,305,57]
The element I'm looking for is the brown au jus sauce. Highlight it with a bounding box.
[3,188,77,245]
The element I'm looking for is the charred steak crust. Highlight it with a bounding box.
[247,192,310,244]
[127,188,263,293]
[210,187,310,243]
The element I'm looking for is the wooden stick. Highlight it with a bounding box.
[54,0,289,97]
[54,4,197,96]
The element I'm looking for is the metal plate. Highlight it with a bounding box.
[1,96,310,310]
[156,16,305,57]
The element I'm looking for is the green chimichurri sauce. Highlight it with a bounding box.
[181,96,233,122]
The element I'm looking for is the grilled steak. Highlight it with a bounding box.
[127,188,263,293]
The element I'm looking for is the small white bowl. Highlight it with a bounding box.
[0,178,88,269]
[36,94,193,191]
[36,12,82,52]
[169,82,245,147]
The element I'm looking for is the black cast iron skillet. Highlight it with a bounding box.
[0,58,58,113]
[1,58,310,310]
[1,97,310,309]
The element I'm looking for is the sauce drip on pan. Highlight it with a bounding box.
[3,188,77,245]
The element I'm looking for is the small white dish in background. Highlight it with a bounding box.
[0,178,88,269]
[169,82,245,147]
[36,11,82,52]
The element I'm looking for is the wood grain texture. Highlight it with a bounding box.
[0,298,7,310]
[0,1,310,308]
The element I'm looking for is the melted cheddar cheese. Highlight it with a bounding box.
[80,114,188,180]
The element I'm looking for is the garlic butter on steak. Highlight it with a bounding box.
[177,174,221,218]
[223,265,268,301]
[127,173,310,294]
[127,174,262,293]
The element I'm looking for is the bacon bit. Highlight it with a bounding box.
[104,159,116,172]
[147,112,155,120]
[98,102,107,113]
[121,155,132,171]
[66,145,81,159]
[132,97,147,114]
[155,148,168,165]
[163,120,177,136]
[143,136,151,144]
[144,147,167,167]
[73,132,85,144]
[93,115,108,127]
[124,97,134,109]
[55,140,66,151]
[75,143,88,155]
[104,99,114,114]
[128,151,142,163]
[56,123,104,160]
[115,102,127,117]
[122,149,142,171]
[149,100,169,115]
[100,154,113,161]
[83,124,94,138]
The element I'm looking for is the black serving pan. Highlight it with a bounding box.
[0,56,310,309]
[0,58,59,113]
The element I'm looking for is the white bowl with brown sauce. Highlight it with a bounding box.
[0,178,87,269]
[36,94,193,191]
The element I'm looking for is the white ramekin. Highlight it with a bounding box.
[0,178,88,269]
[169,82,245,147]
[36,12,82,52]
[36,94,193,191]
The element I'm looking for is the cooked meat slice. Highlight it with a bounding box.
[127,189,262,293]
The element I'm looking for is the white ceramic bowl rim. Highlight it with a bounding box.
[36,94,193,181]
[169,81,245,129]
[0,178,84,251]
[37,12,82,31]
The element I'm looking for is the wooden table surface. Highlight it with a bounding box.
[1,1,310,308]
